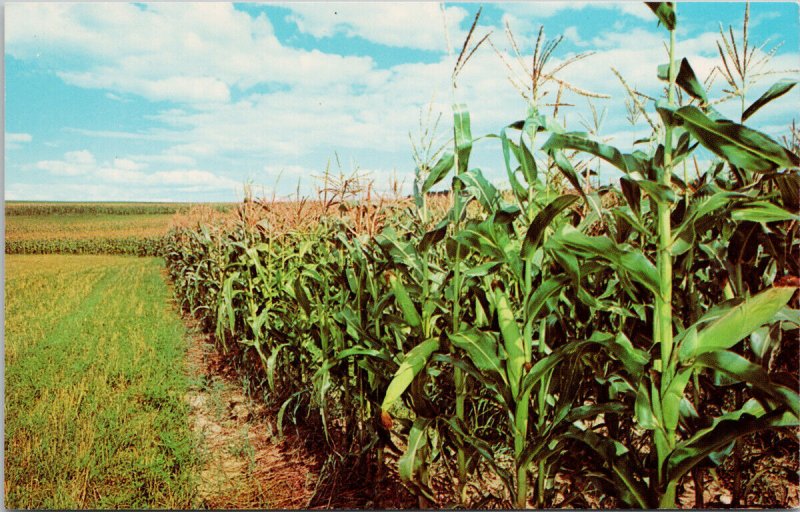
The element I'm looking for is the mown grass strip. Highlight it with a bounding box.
[4,255,200,509]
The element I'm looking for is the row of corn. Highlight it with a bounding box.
[165,5,799,507]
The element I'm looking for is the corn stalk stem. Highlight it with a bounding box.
[656,7,677,508]
[451,116,467,497]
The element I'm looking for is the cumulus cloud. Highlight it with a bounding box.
[6,132,33,150]
[284,3,469,51]
[503,2,652,22]
[33,150,241,194]
[6,2,378,104]
[36,150,96,175]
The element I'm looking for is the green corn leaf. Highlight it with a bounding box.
[731,201,800,223]
[675,106,800,171]
[517,132,538,185]
[381,338,439,411]
[454,103,473,175]
[266,343,289,391]
[554,225,660,296]
[449,328,507,381]
[398,417,433,482]
[454,168,499,211]
[620,177,641,216]
[521,194,580,260]
[674,190,746,238]
[634,178,677,204]
[463,261,503,278]
[499,128,529,202]
[421,152,455,194]
[678,285,797,360]
[222,271,240,334]
[657,58,707,103]
[418,219,449,252]
[635,384,659,430]
[549,149,586,197]
[742,79,797,122]
[607,333,650,377]
[387,272,422,329]
[567,427,651,508]
[293,279,312,317]
[543,132,646,175]
[519,348,571,402]
[337,346,394,364]
[494,287,525,398]
[566,402,627,423]
[646,2,676,30]
[662,368,693,432]
[693,350,800,417]
[749,327,771,361]
[667,406,798,486]
[524,275,569,325]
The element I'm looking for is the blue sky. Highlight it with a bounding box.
[4,2,799,202]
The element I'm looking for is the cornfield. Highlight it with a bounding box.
[163,4,799,508]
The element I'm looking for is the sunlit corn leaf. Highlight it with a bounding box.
[634,384,659,430]
[499,128,529,203]
[552,225,660,296]
[543,132,647,175]
[731,201,800,223]
[454,168,499,211]
[398,417,433,484]
[661,368,693,432]
[749,326,772,361]
[381,338,440,411]
[454,103,473,175]
[421,152,455,194]
[635,178,677,203]
[742,79,797,122]
[677,285,797,360]
[493,287,525,398]
[450,328,507,381]
[386,272,422,328]
[675,105,800,171]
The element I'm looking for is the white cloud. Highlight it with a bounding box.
[563,26,589,48]
[32,150,241,194]
[60,71,231,103]
[6,3,798,201]
[36,150,96,175]
[6,3,378,104]
[503,2,652,22]
[6,132,33,150]
[284,3,469,52]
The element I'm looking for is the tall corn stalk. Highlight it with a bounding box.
[654,5,678,506]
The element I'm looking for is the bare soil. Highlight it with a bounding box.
[184,327,317,509]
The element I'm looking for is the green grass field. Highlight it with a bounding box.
[4,255,200,509]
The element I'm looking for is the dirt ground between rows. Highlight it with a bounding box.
[184,326,318,509]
